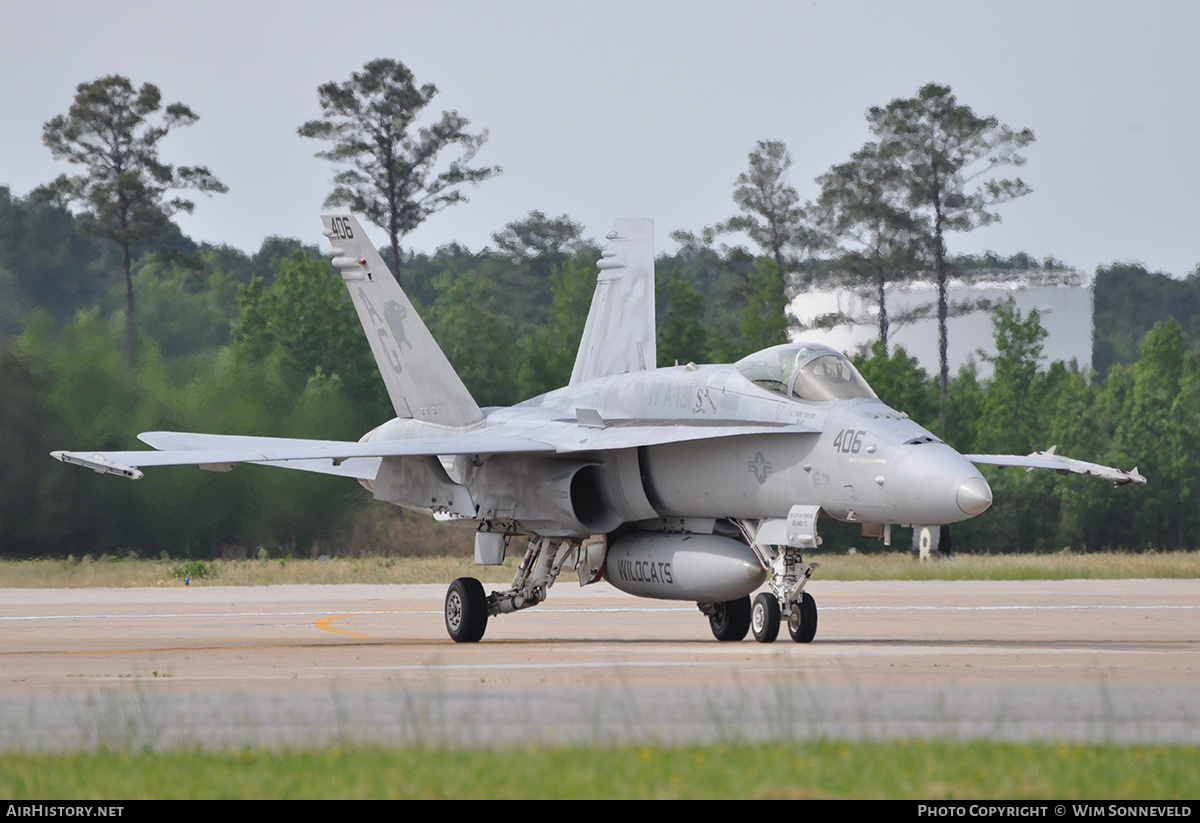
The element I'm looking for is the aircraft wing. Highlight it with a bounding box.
[966,450,1147,486]
[52,419,820,481]
[134,421,820,457]
[51,431,557,481]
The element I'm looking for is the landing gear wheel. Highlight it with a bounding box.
[708,595,751,641]
[445,577,488,643]
[787,591,818,643]
[752,593,781,643]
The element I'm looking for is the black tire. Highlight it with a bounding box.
[445,577,488,643]
[708,595,751,641]
[787,591,818,643]
[752,593,781,643]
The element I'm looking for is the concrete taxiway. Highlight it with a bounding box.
[1,579,1197,750]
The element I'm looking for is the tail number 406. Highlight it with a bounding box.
[832,429,864,454]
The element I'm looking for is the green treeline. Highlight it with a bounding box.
[4,70,1199,559]
[1,184,1198,557]
[849,307,1199,553]
[1093,262,1200,376]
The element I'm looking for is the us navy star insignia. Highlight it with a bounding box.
[748,452,772,484]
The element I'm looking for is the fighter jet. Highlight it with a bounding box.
[53,215,1146,643]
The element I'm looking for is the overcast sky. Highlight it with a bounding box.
[4,0,1198,277]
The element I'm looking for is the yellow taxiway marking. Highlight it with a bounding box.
[313,605,432,638]
[316,612,370,637]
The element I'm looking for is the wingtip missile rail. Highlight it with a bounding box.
[50,451,144,481]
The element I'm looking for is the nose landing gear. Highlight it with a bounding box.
[751,592,781,642]
[753,544,820,644]
[785,591,817,643]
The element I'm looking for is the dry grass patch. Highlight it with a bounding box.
[0,549,1197,588]
[0,555,521,588]
[810,550,1200,580]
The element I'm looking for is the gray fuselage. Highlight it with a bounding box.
[367,358,992,536]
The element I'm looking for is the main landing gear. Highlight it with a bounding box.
[701,595,752,641]
[444,535,578,642]
[445,577,488,643]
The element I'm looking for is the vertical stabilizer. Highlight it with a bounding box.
[322,215,484,428]
[570,218,656,385]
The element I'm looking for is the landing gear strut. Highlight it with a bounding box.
[443,535,580,642]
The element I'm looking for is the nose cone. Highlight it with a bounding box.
[957,476,993,516]
[888,443,994,524]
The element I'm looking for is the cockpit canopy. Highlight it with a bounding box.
[734,343,877,402]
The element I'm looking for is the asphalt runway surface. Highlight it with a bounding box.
[1,579,1198,750]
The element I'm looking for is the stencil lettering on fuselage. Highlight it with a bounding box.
[614,558,674,585]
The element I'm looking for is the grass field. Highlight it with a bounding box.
[1,741,1197,799]
[1,550,1197,588]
